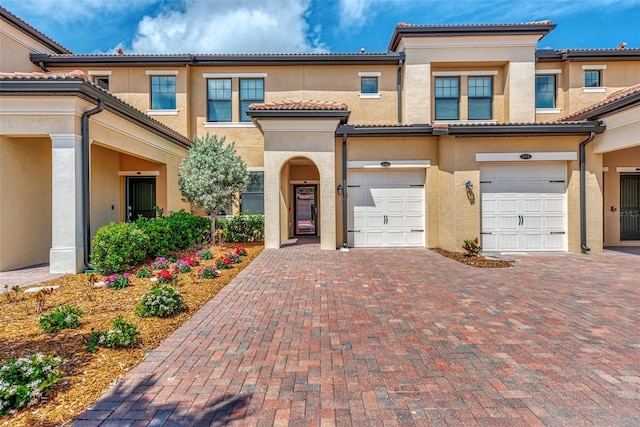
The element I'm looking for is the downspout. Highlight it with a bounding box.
[82,100,105,270]
[579,131,596,253]
[342,133,348,249]
[397,58,403,124]
[37,61,48,72]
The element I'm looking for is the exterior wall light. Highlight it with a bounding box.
[465,181,473,190]
[337,184,344,195]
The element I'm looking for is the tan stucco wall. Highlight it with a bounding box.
[91,144,120,234]
[118,154,169,220]
[0,136,51,271]
[603,146,640,246]
[0,19,58,72]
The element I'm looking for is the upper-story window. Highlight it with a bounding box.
[584,70,600,88]
[240,78,264,122]
[361,77,378,94]
[435,77,460,120]
[468,76,492,120]
[535,75,556,109]
[93,76,109,91]
[207,79,232,122]
[150,76,176,110]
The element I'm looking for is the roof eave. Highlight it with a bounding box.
[0,7,72,54]
[447,122,606,136]
[246,109,350,124]
[562,93,640,121]
[0,80,192,148]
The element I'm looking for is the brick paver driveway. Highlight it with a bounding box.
[75,243,640,426]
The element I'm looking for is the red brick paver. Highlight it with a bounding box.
[75,244,640,426]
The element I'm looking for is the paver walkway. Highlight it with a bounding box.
[75,244,640,426]
[0,263,64,291]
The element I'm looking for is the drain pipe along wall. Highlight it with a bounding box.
[82,100,104,270]
[579,131,596,253]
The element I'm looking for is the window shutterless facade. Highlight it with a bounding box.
[467,76,492,120]
[585,70,601,88]
[535,75,556,108]
[240,171,264,214]
[150,76,176,110]
[434,77,460,120]
[239,78,264,122]
[207,78,232,122]
[361,77,378,94]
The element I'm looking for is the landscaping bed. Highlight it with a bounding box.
[1,244,263,426]
[431,247,513,268]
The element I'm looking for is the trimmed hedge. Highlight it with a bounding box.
[217,213,264,243]
[90,210,210,274]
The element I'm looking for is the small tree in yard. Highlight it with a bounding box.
[179,134,249,240]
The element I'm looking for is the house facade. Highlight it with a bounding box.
[1,6,639,273]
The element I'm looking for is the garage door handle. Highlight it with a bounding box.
[347,230,361,233]
[480,232,492,235]
[550,231,566,235]
[549,180,565,183]
[384,215,388,224]
[410,229,424,232]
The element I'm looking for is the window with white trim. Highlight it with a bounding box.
[535,75,556,109]
[240,171,264,214]
[584,70,601,88]
[468,76,493,120]
[93,76,109,90]
[435,77,460,120]
[240,78,264,122]
[150,76,176,110]
[361,77,378,94]
[207,79,232,122]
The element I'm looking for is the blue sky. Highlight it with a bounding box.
[3,0,639,54]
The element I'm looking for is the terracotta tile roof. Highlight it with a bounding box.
[249,100,349,111]
[560,83,640,121]
[0,70,90,82]
[396,20,553,29]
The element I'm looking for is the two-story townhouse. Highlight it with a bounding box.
[1,5,639,274]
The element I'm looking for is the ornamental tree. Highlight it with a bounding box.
[178,133,249,240]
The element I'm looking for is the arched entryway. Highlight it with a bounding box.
[283,157,320,238]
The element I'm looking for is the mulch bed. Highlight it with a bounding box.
[431,248,513,268]
[1,244,263,427]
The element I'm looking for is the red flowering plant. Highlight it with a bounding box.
[197,265,220,279]
[185,256,200,267]
[215,254,233,269]
[234,246,247,257]
[156,269,176,284]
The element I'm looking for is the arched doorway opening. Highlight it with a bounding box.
[281,156,321,239]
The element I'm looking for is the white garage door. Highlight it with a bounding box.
[480,163,567,252]
[348,169,425,247]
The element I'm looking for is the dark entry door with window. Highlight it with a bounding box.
[621,175,640,240]
[294,185,317,236]
[127,177,156,221]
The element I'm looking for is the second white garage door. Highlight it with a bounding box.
[348,169,425,247]
[480,163,567,252]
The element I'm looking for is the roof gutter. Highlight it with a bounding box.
[81,100,104,270]
[579,131,596,253]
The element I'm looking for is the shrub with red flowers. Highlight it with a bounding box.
[234,246,247,257]
[185,256,200,267]
[197,265,220,279]
[215,254,233,270]
[155,269,176,284]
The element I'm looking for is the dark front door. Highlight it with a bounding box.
[127,176,156,221]
[620,175,640,240]
[294,185,317,236]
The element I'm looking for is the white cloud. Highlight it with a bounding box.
[337,0,389,32]
[128,0,328,54]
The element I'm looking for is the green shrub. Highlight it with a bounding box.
[84,316,139,353]
[218,213,264,243]
[135,285,185,318]
[134,216,173,258]
[90,222,150,274]
[462,237,482,256]
[0,353,64,415]
[104,273,130,290]
[165,210,210,249]
[135,266,152,278]
[39,305,84,333]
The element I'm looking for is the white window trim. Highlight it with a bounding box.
[146,109,179,116]
[359,93,381,99]
[248,167,264,172]
[432,70,498,76]
[476,152,577,162]
[536,108,562,114]
[582,87,607,93]
[358,71,381,77]
[146,70,179,75]
[202,73,267,78]
[535,69,563,75]
[204,122,256,128]
[616,167,640,173]
[87,70,112,76]
[582,65,607,70]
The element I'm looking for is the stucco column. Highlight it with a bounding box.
[49,133,84,273]
[263,152,281,249]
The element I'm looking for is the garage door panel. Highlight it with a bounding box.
[348,169,425,247]
[480,163,567,252]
